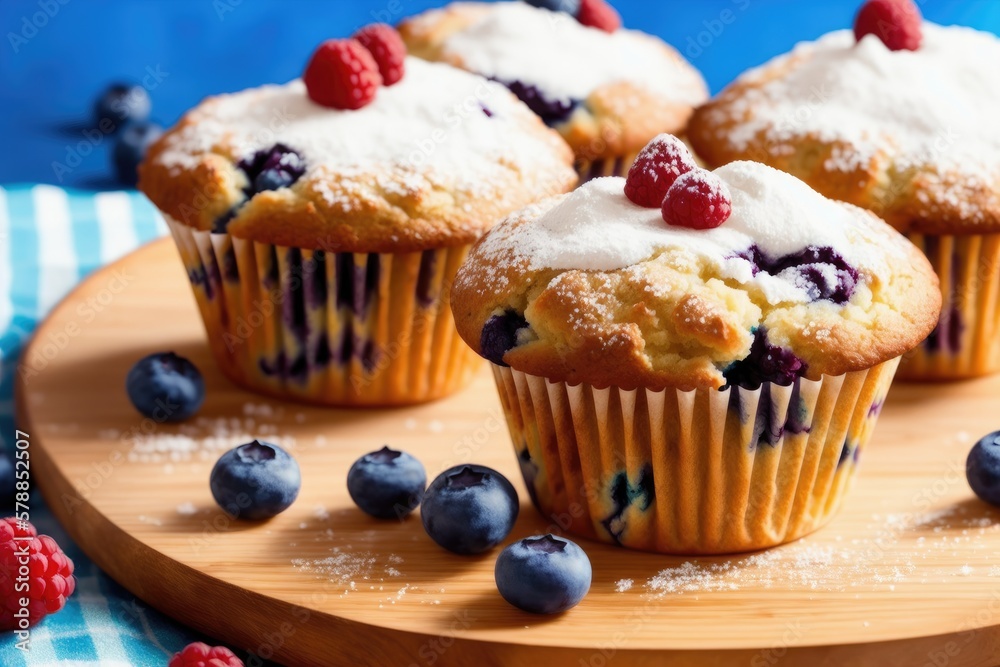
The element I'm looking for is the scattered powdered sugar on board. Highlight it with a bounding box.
[640,506,1000,599]
[389,584,410,604]
[615,578,634,593]
[175,502,198,516]
[243,402,285,418]
[292,550,441,607]
[292,548,380,588]
[122,412,296,464]
[292,548,420,603]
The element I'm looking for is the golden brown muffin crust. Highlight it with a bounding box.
[688,26,1000,235]
[399,2,708,163]
[140,59,577,252]
[452,166,942,391]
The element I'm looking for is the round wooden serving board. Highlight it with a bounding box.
[17,239,1000,667]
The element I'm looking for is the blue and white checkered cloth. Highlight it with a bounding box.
[0,185,206,665]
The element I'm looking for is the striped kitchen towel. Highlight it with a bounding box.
[0,184,203,666]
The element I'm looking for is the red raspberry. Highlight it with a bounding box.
[0,517,75,631]
[624,134,697,208]
[353,24,406,86]
[577,0,621,33]
[303,39,383,110]
[661,169,732,230]
[854,0,922,51]
[168,641,244,667]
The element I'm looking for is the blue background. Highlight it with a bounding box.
[0,1,998,661]
[1,0,998,187]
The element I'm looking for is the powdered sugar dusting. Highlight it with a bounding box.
[476,162,905,305]
[292,549,430,605]
[292,548,380,588]
[155,57,568,197]
[709,24,1000,182]
[123,413,296,464]
[641,507,1000,599]
[175,502,198,516]
[438,2,707,104]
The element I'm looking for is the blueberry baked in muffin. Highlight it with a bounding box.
[400,1,708,180]
[688,0,1000,380]
[451,136,940,553]
[140,27,575,406]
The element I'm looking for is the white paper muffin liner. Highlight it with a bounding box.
[492,358,901,554]
[898,232,1000,380]
[167,217,481,406]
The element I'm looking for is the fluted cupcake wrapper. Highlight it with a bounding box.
[167,217,481,406]
[575,150,637,183]
[493,359,900,555]
[898,232,1000,380]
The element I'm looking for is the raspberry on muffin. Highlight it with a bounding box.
[399,1,707,179]
[453,161,939,390]
[139,45,576,406]
[450,157,941,554]
[687,3,1000,380]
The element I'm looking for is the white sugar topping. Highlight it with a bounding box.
[482,161,902,304]
[714,23,1000,175]
[156,57,566,191]
[438,2,706,104]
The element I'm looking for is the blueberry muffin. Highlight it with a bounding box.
[139,31,576,406]
[451,143,940,553]
[688,0,1000,380]
[400,1,708,181]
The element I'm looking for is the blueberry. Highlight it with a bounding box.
[495,534,592,614]
[253,168,296,192]
[723,327,807,390]
[772,247,858,305]
[501,80,579,126]
[213,207,238,234]
[480,311,529,366]
[735,244,859,305]
[421,464,519,555]
[925,304,964,354]
[523,0,581,15]
[0,454,14,509]
[126,352,205,423]
[239,144,306,194]
[967,432,1000,507]
[214,145,307,231]
[94,83,151,133]
[210,440,301,520]
[347,446,427,519]
[112,121,163,186]
[601,466,655,543]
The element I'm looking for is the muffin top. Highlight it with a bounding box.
[452,161,941,391]
[139,57,576,253]
[400,2,708,163]
[688,24,1000,234]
